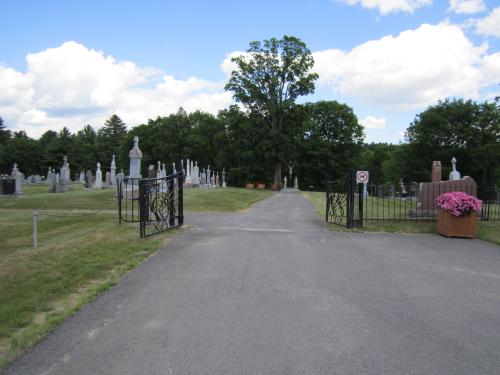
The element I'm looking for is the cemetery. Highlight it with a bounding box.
[0,14,499,372]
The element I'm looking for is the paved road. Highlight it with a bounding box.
[4,192,500,374]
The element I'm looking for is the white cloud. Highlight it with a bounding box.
[338,0,432,15]
[313,22,489,110]
[482,52,500,84]
[476,7,500,37]
[448,0,485,14]
[220,51,248,76]
[360,116,386,129]
[0,41,232,138]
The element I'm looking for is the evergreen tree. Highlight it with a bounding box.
[100,114,127,167]
[0,116,11,145]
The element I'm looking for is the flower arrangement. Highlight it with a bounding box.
[435,192,482,217]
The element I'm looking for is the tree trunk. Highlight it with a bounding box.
[274,160,282,187]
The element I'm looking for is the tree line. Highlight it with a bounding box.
[0,35,498,188]
[0,97,498,189]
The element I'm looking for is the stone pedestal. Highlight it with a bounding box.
[431,161,441,182]
[129,136,142,178]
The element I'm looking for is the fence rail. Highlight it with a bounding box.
[118,172,184,237]
[362,182,499,222]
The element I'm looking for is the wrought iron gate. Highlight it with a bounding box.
[118,172,184,237]
[326,173,363,228]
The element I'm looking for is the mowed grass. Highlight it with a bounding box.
[0,185,274,367]
[0,185,273,212]
[0,210,170,367]
[303,191,500,244]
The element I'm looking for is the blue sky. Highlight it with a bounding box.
[1,0,499,142]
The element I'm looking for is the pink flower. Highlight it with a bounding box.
[435,192,482,217]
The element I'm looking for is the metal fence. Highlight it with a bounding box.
[118,172,184,237]
[362,182,499,222]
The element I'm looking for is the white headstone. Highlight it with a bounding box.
[110,155,116,186]
[449,157,461,181]
[192,162,200,186]
[128,136,142,178]
[284,176,288,188]
[222,168,226,188]
[12,163,23,194]
[95,162,103,189]
[294,176,298,189]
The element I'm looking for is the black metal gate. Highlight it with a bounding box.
[326,172,363,228]
[118,172,184,237]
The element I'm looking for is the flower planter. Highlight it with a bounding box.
[245,183,254,189]
[437,209,477,239]
[257,183,265,190]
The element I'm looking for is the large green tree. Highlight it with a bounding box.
[298,101,364,189]
[225,35,318,186]
[404,98,500,186]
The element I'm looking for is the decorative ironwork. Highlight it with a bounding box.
[326,181,347,226]
[326,173,363,228]
[118,172,184,237]
[139,172,184,237]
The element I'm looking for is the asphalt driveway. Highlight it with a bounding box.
[4,191,500,374]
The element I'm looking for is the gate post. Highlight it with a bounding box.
[138,179,147,238]
[168,177,175,227]
[178,172,184,226]
[358,182,364,227]
[347,172,356,228]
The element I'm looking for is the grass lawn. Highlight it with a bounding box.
[0,184,273,367]
[0,184,273,212]
[304,191,500,245]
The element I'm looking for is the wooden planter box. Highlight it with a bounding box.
[437,210,477,238]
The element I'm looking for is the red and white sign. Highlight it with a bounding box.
[356,171,369,184]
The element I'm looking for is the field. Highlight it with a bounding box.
[0,184,273,367]
[304,191,500,244]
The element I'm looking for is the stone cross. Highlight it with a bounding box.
[449,157,461,181]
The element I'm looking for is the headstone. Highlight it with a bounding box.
[200,169,206,188]
[185,158,192,187]
[161,163,166,178]
[46,167,53,185]
[294,176,298,189]
[399,178,408,197]
[388,185,396,199]
[95,163,103,189]
[85,170,93,189]
[156,161,161,178]
[34,175,42,184]
[60,155,71,183]
[449,157,461,181]
[431,161,441,183]
[11,163,23,194]
[106,171,111,186]
[211,172,215,188]
[110,155,117,186]
[116,169,124,185]
[128,136,142,178]
[283,176,287,188]
[148,165,155,178]
[206,166,211,187]
[192,162,200,187]
[377,185,385,198]
[79,171,85,183]
[172,162,176,174]
[215,172,220,188]
[222,168,226,188]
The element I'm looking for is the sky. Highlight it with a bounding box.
[1,0,499,143]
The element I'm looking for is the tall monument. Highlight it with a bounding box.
[128,136,142,178]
